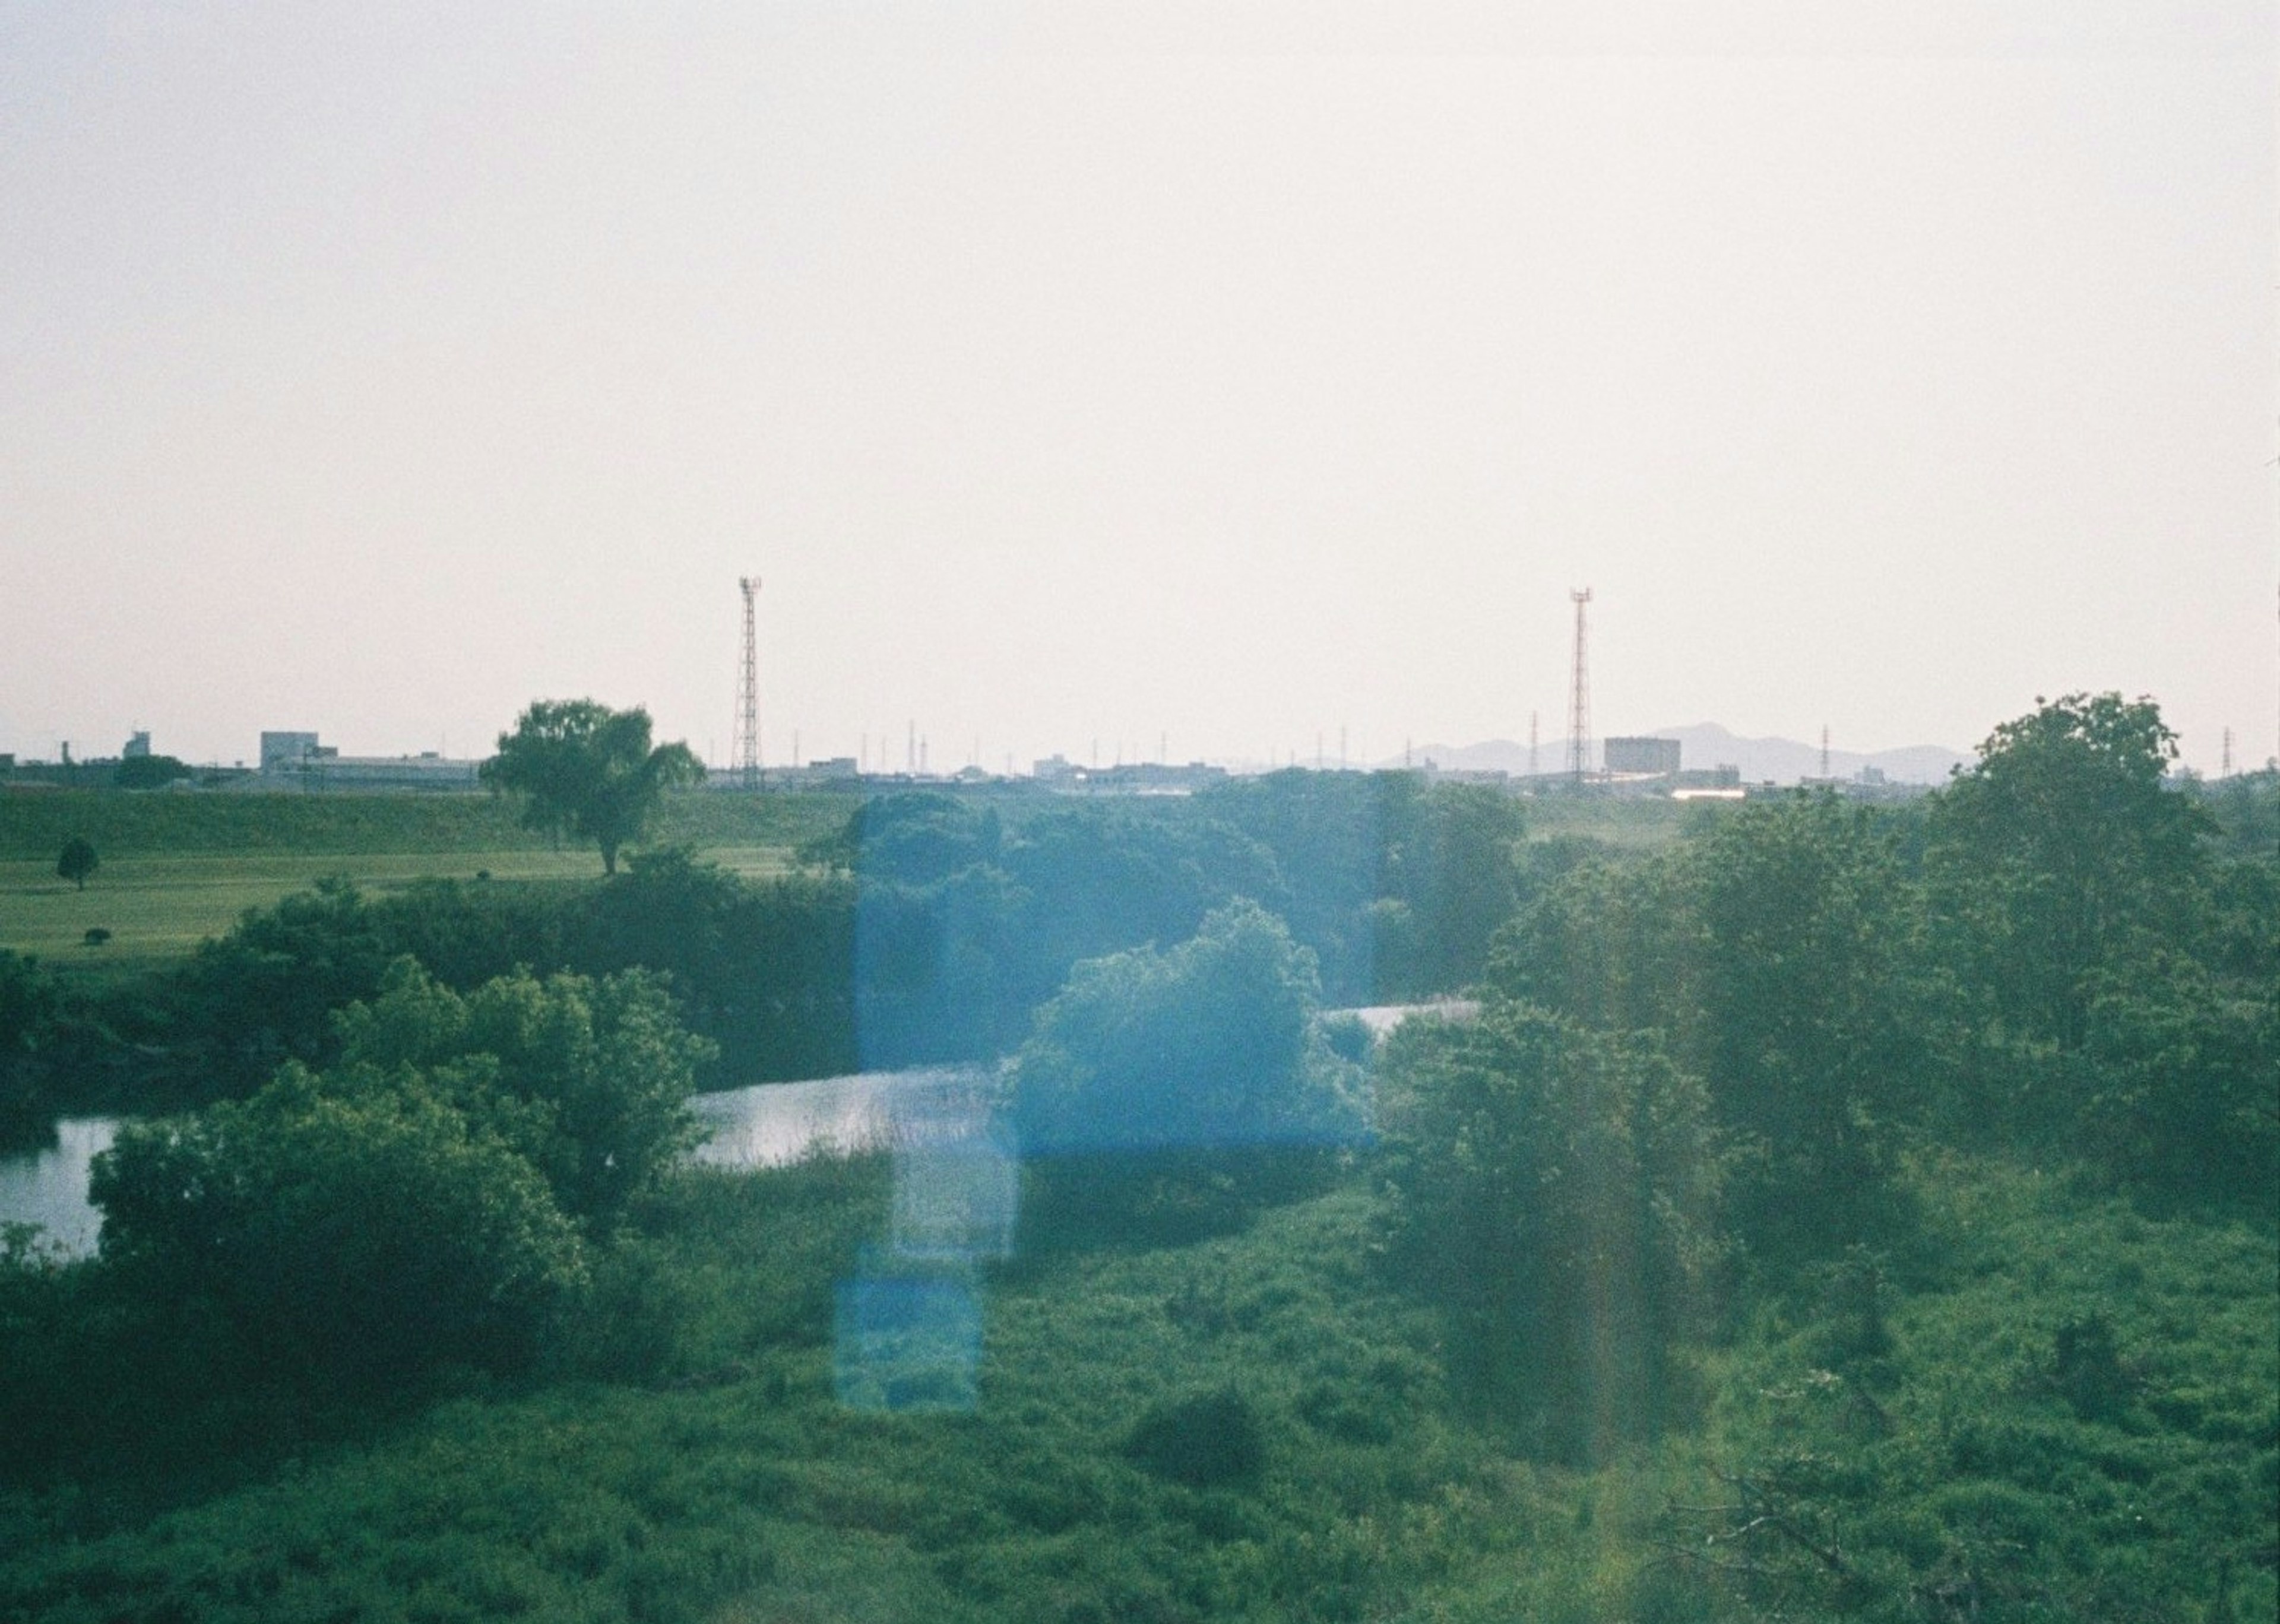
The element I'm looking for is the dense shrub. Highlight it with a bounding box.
[0,951,62,1131]
[331,959,714,1225]
[1122,1387,1267,1487]
[91,1067,588,1393]
[1009,900,1364,1158]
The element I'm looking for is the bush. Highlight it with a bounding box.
[330,958,715,1226]
[1010,900,1364,1159]
[91,1067,588,1393]
[1123,1387,1268,1487]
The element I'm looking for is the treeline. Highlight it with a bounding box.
[3,773,1536,1121]
[1376,693,2278,1463]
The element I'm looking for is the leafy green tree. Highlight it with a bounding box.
[113,754,192,790]
[1683,794,1928,1251]
[330,958,714,1225]
[1928,693,2212,1051]
[482,699,704,874]
[1009,900,1363,1157]
[55,836,96,891]
[1378,1000,1721,1462]
[1485,852,1699,1036]
[90,1065,587,1391]
[168,877,397,1098]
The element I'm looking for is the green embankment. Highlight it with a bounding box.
[0,791,853,969]
[4,1153,2268,1623]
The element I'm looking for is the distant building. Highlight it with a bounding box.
[1604,737,1682,776]
[260,731,325,772]
[256,731,477,791]
[295,752,479,792]
[745,756,862,791]
[123,731,151,759]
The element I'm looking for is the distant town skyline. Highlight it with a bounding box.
[2,5,2271,777]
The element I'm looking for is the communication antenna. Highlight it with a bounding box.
[1820,725,1832,780]
[1529,710,1539,778]
[734,576,761,790]
[1567,588,1593,784]
[2221,727,2233,779]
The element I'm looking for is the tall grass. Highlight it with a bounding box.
[2,1145,2269,1622]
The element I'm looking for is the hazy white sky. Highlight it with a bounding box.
[2,2,2272,773]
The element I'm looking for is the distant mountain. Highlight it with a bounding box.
[1389,724,1969,785]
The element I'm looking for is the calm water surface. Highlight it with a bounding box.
[0,1118,118,1258]
[0,1070,978,1258]
[0,1007,1458,1258]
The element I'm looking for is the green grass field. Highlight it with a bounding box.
[0,789,856,972]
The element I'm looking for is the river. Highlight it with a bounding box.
[0,1003,1472,1259]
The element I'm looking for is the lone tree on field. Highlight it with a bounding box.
[56,836,98,892]
[482,700,704,875]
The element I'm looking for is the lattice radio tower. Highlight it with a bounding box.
[1566,588,1593,784]
[734,576,761,791]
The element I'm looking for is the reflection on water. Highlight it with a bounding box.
[689,1066,994,1169]
[1342,1000,1478,1036]
[0,1118,118,1258]
[0,1007,1457,1264]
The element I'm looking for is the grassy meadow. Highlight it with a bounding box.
[0,790,853,972]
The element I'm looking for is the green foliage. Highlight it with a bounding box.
[1122,1387,1267,1486]
[1683,794,1930,1252]
[90,1065,588,1393]
[578,849,859,1080]
[1486,851,1696,1035]
[1694,1157,2277,1623]
[2076,944,2278,1205]
[331,958,714,1225]
[1378,1000,1722,1461]
[165,876,403,1097]
[1009,900,1363,1159]
[1195,769,1528,1000]
[0,950,62,1127]
[133,861,851,1106]
[482,699,706,874]
[111,753,192,791]
[1928,692,2212,1051]
[54,835,96,890]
